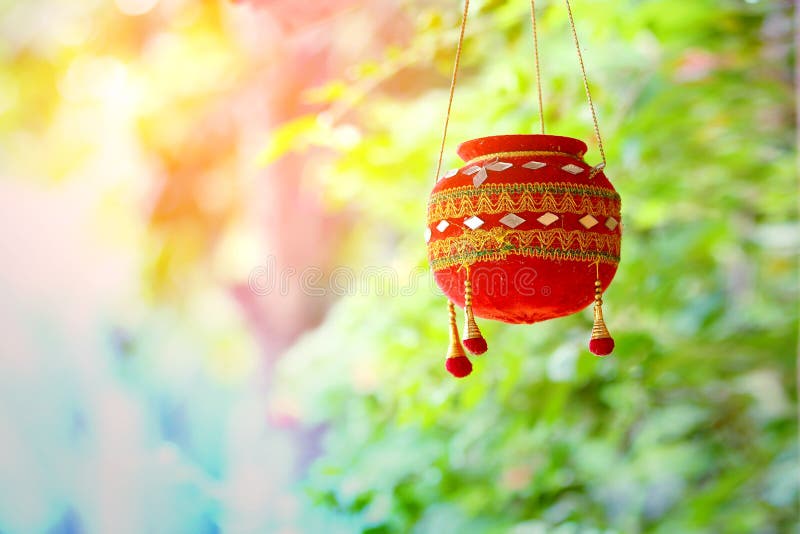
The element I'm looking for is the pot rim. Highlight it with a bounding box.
[456,134,588,162]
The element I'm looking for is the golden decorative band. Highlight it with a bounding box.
[428,185,621,222]
[463,150,586,167]
[429,227,621,256]
[430,247,619,271]
[433,182,619,200]
[428,227,621,270]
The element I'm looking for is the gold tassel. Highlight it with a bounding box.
[462,267,488,355]
[445,300,472,377]
[589,279,615,356]
[591,300,611,339]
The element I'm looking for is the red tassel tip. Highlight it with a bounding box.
[462,336,488,356]
[589,337,615,356]
[445,356,473,378]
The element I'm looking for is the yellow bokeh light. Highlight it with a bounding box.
[115,0,160,16]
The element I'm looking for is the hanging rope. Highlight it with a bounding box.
[564,0,606,168]
[434,0,471,183]
[529,0,545,134]
[435,0,606,177]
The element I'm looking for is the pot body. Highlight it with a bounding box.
[426,134,622,324]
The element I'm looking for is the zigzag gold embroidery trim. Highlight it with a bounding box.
[433,182,619,200]
[430,247,619,271]
[429,227,621,256]
[428,184,621,222]
[428,227,621,270]
[463,150,586,167]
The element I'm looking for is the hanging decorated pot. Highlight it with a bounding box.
[426,134,620,376]
[427,0,622,377]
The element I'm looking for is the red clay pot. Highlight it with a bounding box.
[426,134,621,324]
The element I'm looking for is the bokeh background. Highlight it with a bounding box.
[0,0,797,532]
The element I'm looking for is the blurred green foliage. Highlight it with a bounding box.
[270,0,798,532]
